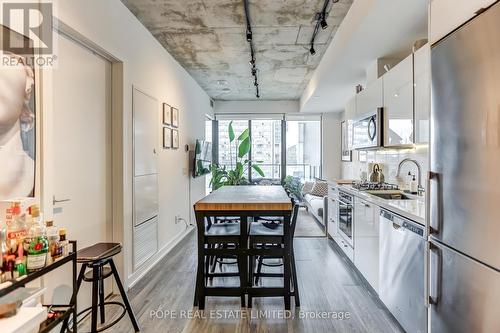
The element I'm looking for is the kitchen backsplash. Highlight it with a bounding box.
[341,145,429,189]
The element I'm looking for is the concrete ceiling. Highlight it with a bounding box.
[121,0,353,101]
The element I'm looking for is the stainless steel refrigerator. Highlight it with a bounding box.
[429,1,500,332]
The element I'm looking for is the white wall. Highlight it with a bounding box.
[54,0,212,288]
[1,0,212,289]
[214,100,299,114]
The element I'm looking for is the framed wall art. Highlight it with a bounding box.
[0,25,37,199]
[171,107,179,128]
[163,127,172,149]
[172,129,179,149]
[163,103,171,125]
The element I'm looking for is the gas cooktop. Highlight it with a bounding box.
[351,181,399,191]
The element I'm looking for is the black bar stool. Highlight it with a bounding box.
[194,215,246,309]
[248,203,300,308]
[73,243,140,333]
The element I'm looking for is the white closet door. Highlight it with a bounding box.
[51,33,112,311]
[133,88,158,176]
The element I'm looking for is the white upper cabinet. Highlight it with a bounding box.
[414,44,430,144]
[430,0,497,44]
[356,77,383,119]
[383,55,414,147]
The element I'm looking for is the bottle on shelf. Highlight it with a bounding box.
[46,221,60,264]
[58,228,69,257]
[26,224,48,273]
[0,226,8,282]
[7,202,27,257]
[24,205,42,258]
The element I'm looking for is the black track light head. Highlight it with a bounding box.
[310,46,316,55]
[246,30,252,42]
[320,16,328,29]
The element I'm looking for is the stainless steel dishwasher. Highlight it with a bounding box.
[379,209,427,333]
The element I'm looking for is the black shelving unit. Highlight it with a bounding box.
[0,241,77,333]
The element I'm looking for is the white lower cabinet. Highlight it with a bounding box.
[353,197,380,293]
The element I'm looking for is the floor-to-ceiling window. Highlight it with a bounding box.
[211,114,322,187]
[285,116,322,180]
[251,119,282,183]
[218,119,250,174]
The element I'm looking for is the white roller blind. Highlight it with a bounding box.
[215,113,285,121]
[285,114,322,121]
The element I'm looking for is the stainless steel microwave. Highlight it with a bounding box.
[352,108,383,149]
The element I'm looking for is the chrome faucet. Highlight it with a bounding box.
[396,158,425,196]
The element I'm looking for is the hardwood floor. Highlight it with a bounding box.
[90,230,403,333]
[294,208,325,237]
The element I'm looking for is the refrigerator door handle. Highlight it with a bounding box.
[429,241,442,306]
[428,171,441,235]
[424,240,430,308]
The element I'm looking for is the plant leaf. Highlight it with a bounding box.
[237,128,249,141]
[228,121,235,142]
[238,137,250,158]
[236,162,243,178]
[252,164,265,177]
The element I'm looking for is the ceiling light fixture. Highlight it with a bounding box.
[243,0,260,98]
[310,0,338,55]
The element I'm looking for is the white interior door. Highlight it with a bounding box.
[49,33,112,310]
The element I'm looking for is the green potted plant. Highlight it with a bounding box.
[210,121,265,190]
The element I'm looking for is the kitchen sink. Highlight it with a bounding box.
[365,191,413,200]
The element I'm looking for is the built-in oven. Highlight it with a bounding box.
[337,191,354,247]
[352,108,383,149]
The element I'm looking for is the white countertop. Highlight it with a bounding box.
[338,185,426,225]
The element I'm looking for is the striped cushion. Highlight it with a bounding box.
[310,180,328,197]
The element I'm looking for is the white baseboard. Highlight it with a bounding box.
[127,226,195,289]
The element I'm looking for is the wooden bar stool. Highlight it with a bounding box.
[73,243,140,332]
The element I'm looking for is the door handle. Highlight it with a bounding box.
[424,241,430,308]
[53,196,71,205]
[427,171,441,235]
[428,241,442,306]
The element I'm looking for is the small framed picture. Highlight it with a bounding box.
[172,107,179,128]
[163,103,171,125]
[163,127,172,149]
[172,129,179,149]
